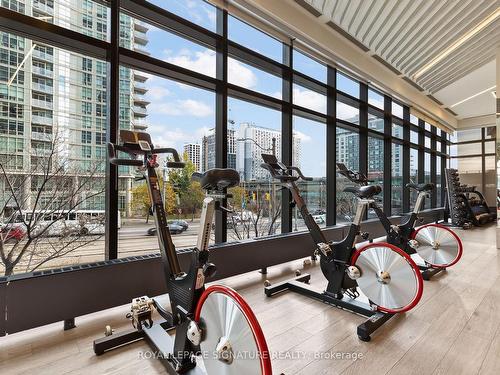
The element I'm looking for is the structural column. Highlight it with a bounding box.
[495,47,500,248]
[105,0,120,260]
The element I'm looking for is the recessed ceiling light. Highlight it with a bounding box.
[414,8,500,79]
[450,85,496,107]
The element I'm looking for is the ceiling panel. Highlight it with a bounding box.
[299,0,499,98]
[433,60,496,119]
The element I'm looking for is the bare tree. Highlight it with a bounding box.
[336,177,358,223]
[227,196,281,241]
[0,131,105,276]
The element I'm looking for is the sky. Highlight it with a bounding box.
[137,0,363,177]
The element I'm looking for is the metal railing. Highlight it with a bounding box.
[32,99,53,110]
[132,106,147,115]
[32,49,53,61]
[33,1,54,14]
[31,115,53,125]
[32,66,53,77]
[31,131,53,141]
[32,82,53,93]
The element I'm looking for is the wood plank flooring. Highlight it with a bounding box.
[1,225,499,374]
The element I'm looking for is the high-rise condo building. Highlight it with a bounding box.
[0,0,149,214]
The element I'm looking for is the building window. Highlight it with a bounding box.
[82,101,92,115]
[82,145,92,158]
[83,15,93,29]
[82,72,92,85]
[95,132,105,145]
[368,136,384,216]
[82,87,92,100]
[96,104,105,117]
[82,57,92,72]
[337,73,359,99]
[81,130,92,144]
[392,143,403,215]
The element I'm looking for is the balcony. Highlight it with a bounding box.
[132,106,147,116]
[134,71,148,82]
[32,66,53,78]
[132,119,148,130]
[33,1,54,14]
[32,82,53,94]
[133,94,150,105]
[134,20,148,32]
[32,115,53,125]
[134,81,147,92]
[133,44,150,56]
[32,49,53,62]
[134,30,148,43]
[31,132,52,142]
[32,99,53,110]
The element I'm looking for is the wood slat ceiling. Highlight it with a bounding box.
[299,0,499,95]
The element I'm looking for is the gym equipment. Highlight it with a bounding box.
[444,168,496,228]
[261,154,424,342]
[94,130,272,375]
[337,163,463,281]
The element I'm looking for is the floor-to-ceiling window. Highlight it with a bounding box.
[0,0,450,274]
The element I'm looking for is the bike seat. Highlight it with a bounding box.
[192,168,240,191]
[406,183,434,192]
[344,185,381,199]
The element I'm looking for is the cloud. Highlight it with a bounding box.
[337,102,359,121]
[165,49,216,78]
[293,87,326,113]
[150,128,188,148]
[148,99,213,117]
[293,130,312,143]
[228,58,257,89]
[205,8,216,24]
[164,49,258,90]
[196,126,212,138]
[146,86,170,100]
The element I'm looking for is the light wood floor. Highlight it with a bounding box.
[1,225,499,375]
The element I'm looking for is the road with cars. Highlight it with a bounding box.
[1,217,312,275]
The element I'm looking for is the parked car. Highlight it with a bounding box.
[312,209,326,216]
[313,214,326,224]
[147,223,184,236]
[0,225,25,243]
[169,220,189,231]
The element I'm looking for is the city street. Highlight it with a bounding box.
[0,217,311,276]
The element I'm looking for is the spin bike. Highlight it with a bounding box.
[94,130,272,375]
[337,163,463,281]
[261,154,424,342]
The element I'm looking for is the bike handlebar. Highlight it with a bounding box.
[260,153,313,182]
[336,163,369,185]
[107,131,185,168]
[107,143,144,167]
